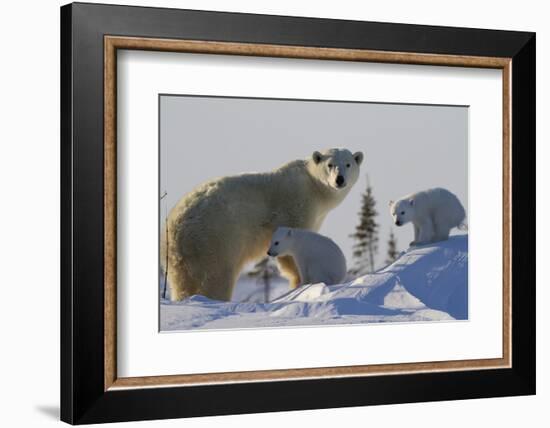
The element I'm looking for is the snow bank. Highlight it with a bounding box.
[160,235,468,331]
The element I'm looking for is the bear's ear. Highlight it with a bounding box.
[353,151,364,166]
[409,199,415,206]
[388,200,394,207]
[312,151,323,164]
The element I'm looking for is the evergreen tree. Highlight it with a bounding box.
[386,229,398,265]
[247,257,279,302]
[349,176,379,274]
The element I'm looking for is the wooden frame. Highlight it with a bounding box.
[62,2,535,424]
[104,36,513,389]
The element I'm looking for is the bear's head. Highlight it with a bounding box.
[308,148,364,191]
[389,198,415,227]
[266,227,294,257]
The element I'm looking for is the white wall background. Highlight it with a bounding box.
[0,0,545,427]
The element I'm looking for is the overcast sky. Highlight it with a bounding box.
[160,95,468,271]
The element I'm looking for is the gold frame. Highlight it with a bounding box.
[104,36,512,391]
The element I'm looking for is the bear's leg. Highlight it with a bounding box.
[433,222,451,242]
[416,218,435,245]
[199,265,238,301]
[166,258,196,302]
[277,255,302,289]
[410,224,420,246]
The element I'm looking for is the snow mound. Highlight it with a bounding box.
[161,235,468,331]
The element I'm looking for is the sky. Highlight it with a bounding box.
[160,95,468,272]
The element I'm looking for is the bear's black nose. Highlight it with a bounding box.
[395,220,401,226]
[336,175,345,187]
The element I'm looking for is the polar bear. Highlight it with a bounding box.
[161,148,364,301]
[267,227,347,286]
[389,188,466,246]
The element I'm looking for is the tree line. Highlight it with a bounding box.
[349,175,398,275]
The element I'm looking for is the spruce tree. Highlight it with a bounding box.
[386,229,398,265]
[247,257,279,302]
[350,176,379,274]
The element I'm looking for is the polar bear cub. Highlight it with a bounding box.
[389,188,466,246]
[267,227,347,286]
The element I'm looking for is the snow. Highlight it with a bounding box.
[229,275,289,303]
[160,235,468,331]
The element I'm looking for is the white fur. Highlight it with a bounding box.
[161,148,363,301]
[267,227,347,286]
[389,188,466,246]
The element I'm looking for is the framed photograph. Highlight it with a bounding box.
[61,2,535,424]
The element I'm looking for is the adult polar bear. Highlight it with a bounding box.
[161,148,363,301]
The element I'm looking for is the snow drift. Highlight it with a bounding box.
[160,234,468,331]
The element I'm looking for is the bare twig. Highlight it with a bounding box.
[162,190,169,300]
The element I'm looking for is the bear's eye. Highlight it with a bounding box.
[401,211,405,215]
[327,163,333,168]
[346,163,351,168]
[274,241,279,246]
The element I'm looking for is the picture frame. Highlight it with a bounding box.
[60,2,535,424]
